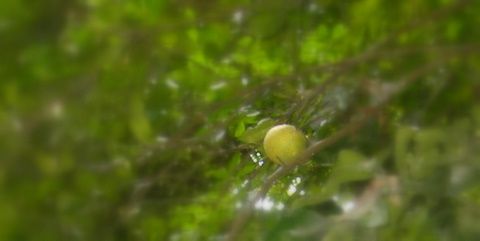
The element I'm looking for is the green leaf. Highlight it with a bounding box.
[237,118,276,145]
[129,97,151,142]
[331,149,375,183]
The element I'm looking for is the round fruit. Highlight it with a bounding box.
[263,124,307,165]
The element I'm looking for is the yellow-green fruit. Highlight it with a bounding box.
[263,124,307,165]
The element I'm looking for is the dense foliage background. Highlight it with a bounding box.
[1,0,479,240]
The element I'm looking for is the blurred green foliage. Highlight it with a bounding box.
[0,0,479,240]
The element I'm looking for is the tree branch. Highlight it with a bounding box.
[225,60,441,241]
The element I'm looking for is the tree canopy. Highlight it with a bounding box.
[0,0,479,240]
